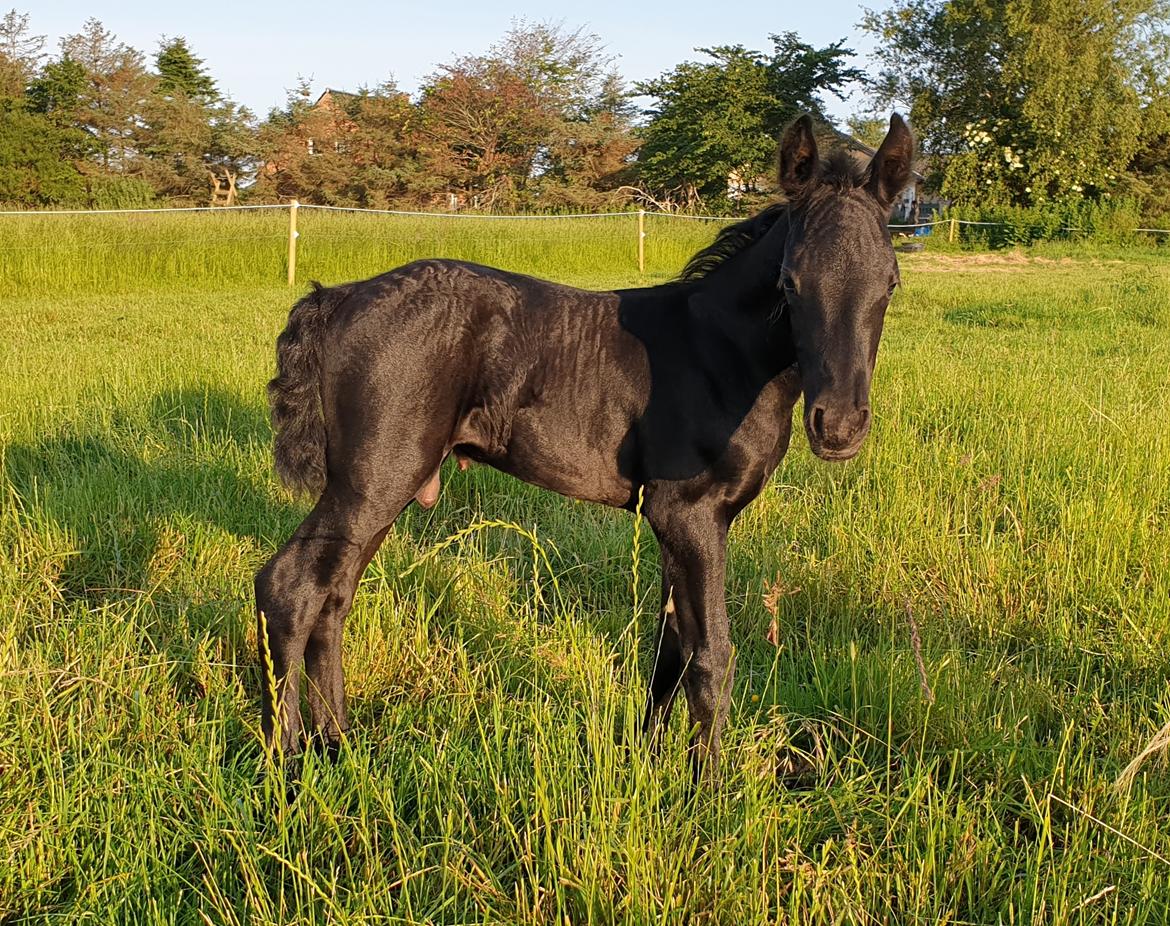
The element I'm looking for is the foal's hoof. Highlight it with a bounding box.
[253,750,305,806]
[749,718,825,788]
[275,733,347,798]
[773,747,820,788]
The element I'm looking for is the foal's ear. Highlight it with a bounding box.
[866,113,915,210]
[778,114,820,197]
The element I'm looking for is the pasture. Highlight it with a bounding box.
[1,212,1169,924]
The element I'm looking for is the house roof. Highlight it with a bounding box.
[313,88,360,107]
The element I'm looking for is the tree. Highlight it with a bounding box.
[141,37,255,203]
[635,34,865,208]
[417,20,637,210]
[155,36,217,101]
[203,99,259,199]
[0,104,85,204]
[25,22,255,206]
[536,71,639,208]
[343,81,423,207]
[862,0,1170,206]
[57,19,156,175]
[846,114,889,149]
[1126,81,1170,220]
[0,9,45,99]
[254,80,364,204]
[27,55,86,123]
[417,58,551,209]
[488,20,611,121]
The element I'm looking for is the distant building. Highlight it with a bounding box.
[825,126,942,225]
[304,89,360,156]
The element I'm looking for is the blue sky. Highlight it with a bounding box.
[27,0,889,121]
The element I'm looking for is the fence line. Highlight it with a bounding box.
[298,204,643,220]
[0,203,644,220]
[6,201,1170,231]
[3,202,1170,286]
[0,202,722,220]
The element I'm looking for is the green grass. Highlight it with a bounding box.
[0,208,717,295]
[2,213,1169,924]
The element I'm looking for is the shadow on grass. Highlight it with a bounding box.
[6,389,279,594]
[0,386,664,757]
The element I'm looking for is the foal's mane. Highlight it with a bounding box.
[679,204,786,281]
[679,151,866,282]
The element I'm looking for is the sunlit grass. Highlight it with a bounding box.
[0,208,717,295]
[1,217,1169,923]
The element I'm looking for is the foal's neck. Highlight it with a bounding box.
[692,212,794,367]
[700,211,789,313]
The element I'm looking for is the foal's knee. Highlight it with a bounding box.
[684,642,736,728]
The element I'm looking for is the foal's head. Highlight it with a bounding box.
[777,114,914,461]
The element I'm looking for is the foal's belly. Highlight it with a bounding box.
[452,298,649,508]
[463,402,637,508]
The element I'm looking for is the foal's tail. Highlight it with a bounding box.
[267,282,349,496]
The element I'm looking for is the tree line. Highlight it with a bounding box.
[2,6,1169,217]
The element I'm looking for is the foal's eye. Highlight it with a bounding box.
[781,274,798,296]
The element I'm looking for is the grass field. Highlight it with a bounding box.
[1,212,1169,924]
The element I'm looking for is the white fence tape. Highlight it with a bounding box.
[296,204,643,219]
[888,220,948,229]
[0,204,289,217]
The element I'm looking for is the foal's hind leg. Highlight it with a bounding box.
[256,445,449,757]
[255,486,395,755]
[302,524,391,751]
[300,461,449,747]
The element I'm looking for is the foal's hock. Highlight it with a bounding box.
[255,114,915,777]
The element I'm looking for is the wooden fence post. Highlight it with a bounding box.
[949,216,957,244]
[638,209,646,274]
[287,200,299,286]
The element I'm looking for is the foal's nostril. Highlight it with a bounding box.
[857,405,872,432]
[811,405,826,440]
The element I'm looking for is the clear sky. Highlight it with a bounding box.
[25,0,888,121]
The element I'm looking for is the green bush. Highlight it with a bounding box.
[943,199,1155,248]
[82,175,158,210]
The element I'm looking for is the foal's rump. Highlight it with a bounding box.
[268,259,648,508]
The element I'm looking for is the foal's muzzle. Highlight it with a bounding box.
[804,401,871,461]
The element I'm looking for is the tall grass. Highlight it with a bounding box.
[1,217,1169,923]
[0,208,718,295]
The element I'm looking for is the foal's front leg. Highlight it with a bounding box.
[647,510,735,779]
